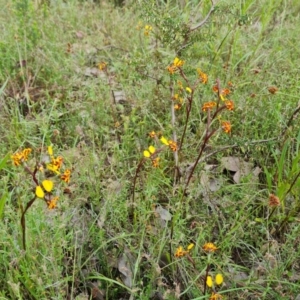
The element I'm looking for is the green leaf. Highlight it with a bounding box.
[0,192,8,219]
[0,153,10,171]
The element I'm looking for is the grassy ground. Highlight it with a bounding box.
[1,0,300,299]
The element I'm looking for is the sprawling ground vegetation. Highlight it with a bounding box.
[1,0,300,299]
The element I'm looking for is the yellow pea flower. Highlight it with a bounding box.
[35,186,45,198]
[206,276,213,288]
[143,145,156,158]
[215,273,224,285]
[42,180,54,192]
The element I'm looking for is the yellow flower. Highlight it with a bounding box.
[203,242,218,252]
[173,57,184,67]
[206,276,213,288]
[186,87,192,94]
[143,145,156,158]
[167,57,184,74]
[187,243,194,250]
[144,25,152,36]
[42,180,54,192]
[48,145,53,156]
[175,243,194,258]
[160,136,169,146]
[47,156,63,174]
[35,186,45,198]
[215,273,224,285]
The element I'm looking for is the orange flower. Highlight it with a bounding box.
[167,65,177,74]
[269,194,280,207]
[268,86,278,94]
[152,157,160,168]
[225,100,234,111]
[212,84,219,93]
[209,292,222,300]
[175,246,188,258]
[175,244,194,258]
[197,68,208,84]
[172,93,179,101]
[47,196,59,209]
[61,169,71,183]
[221,88,230,96]
[202,101,216,111]
[203,242,218,252]
[221,121,231,133]
[98,62,107,70]
[168,140,177,152]
[149,131,156,138]
[11,148,32,166]
[174,103,182,110]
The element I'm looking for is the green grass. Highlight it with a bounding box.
[1,0,300,299]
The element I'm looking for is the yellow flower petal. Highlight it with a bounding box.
[186,87,192,93]
[206,276,213,288]
[143,150,151,158]
[35,186,45,198]
[187,243,194,251]
[215,273,224,285]
[148,145,156,154]
[160,136,169,145]
[48,146,53,156]
[42,180,54,192]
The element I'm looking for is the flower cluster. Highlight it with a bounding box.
[167,57,184,74]
[171,80,193,110]
[203,242,218,252]
[11,148,32,166]
[201,81,234,134]
[11,146,71,209]
[206,273,224,288]
[144,25,152,36]
[143,132,178,167]
[269,194,280,207]
[174,243,194,258]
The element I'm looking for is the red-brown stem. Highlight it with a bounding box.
[267,207,277,221]
[132,158,146,214]
[203,263,210,295]
[276,169,300,234]
[179,95,193,151]
[21,196,37,250]
[182,128,217,197]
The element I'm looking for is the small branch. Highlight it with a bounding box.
[190,1,216,32]
[281,103,300,138]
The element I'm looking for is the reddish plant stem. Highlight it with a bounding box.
[203,263,210,295]
[21,196,37,250]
